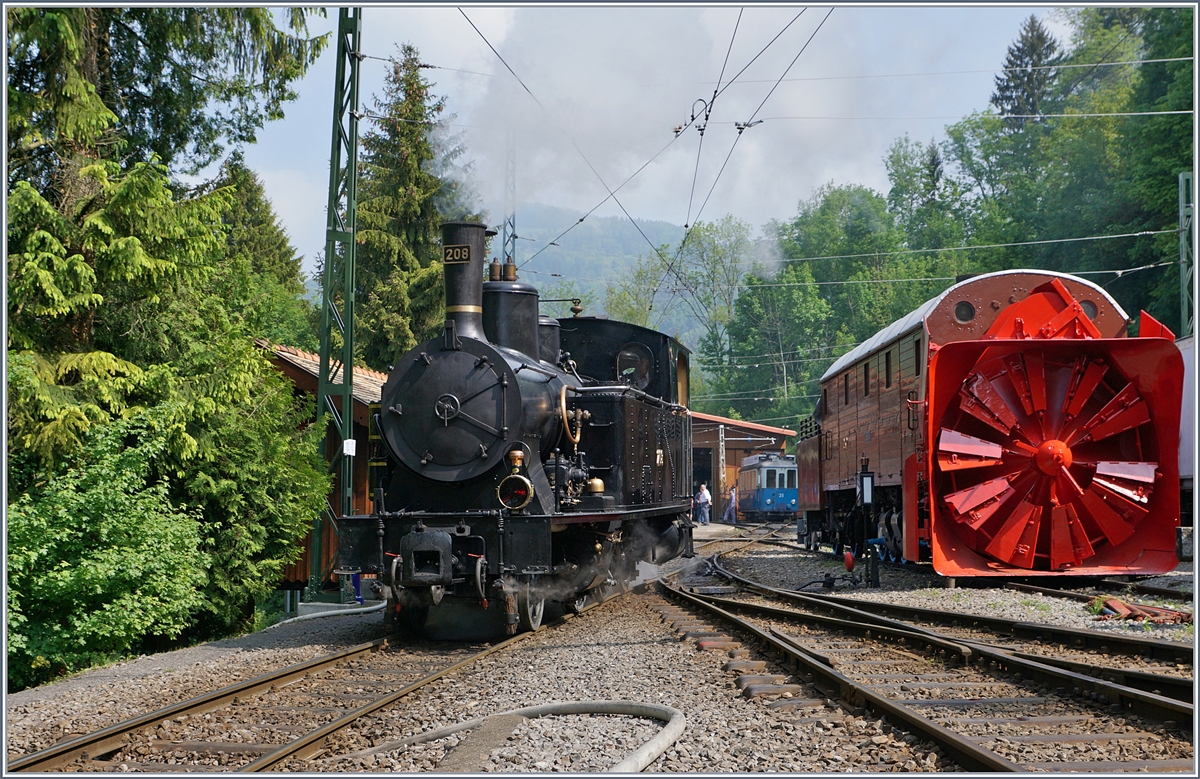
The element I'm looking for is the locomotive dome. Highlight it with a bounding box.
[819,269,1129,383]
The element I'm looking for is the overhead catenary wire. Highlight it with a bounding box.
[650,7,832,309]
[515,3,805,276]
[685,8,744,229]
[711,8,808,104]
[461,9,674,274]
[692,8,835,228]
[697,56,1193,86]
[720,109,1192,123]
[699,259,1176,291]
[700,341,858,364]
[396,55,1195,87]
[774,228,1182,265]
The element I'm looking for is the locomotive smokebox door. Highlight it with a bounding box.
[379,338,523,483]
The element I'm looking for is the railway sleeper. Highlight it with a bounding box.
[666,584,1192,773]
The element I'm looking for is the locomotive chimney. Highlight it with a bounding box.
[441,222,493,342]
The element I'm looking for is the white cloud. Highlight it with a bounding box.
[240,5,1066,275]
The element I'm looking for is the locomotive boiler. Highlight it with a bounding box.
[337,222,694,636]
[796,270,1184,577]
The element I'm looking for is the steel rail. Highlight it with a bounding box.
[12,597,616,773]
[656,579,1024,772]
[1100,579,1194,601]
[799,589,1193,663]
[660,525,788,582]
[705,559,1194,725]
[7,639,388,772]
[238,613,576,771]
[714,556,1194,662]
[1003,651,1193,703]
[711,551,1192,664]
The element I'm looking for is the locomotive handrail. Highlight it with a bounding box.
[569,383,687,412]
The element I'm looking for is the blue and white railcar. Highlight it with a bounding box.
[737,453,800,522]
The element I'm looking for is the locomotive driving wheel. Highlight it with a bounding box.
[562,591,589,614]
[517,579,544,631]
[933,345,1165,572]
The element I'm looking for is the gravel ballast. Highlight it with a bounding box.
[718,542,1195,645]
[5,535,1193,771]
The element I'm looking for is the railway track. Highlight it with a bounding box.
[715,558,1193,685]
[658,557,1194,773]
[7,614,584,772]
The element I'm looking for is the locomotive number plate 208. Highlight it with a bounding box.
[443,244,471,264]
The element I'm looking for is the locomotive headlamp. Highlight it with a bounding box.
[497,474,534,510]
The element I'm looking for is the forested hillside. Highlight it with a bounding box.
[685,9,1193,430]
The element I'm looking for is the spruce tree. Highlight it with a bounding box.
[355,43,482,371]
[207,154,318,350]
[990,15,1061,133]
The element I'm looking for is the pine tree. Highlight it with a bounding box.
[6,7,327,188]
[355,43,483,371]
[991,15,1061,133]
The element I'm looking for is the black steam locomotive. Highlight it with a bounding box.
[338,222,694,637]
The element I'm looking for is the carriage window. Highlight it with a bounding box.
[914,337,922,376]
[787,469,796,489]
[844,374,849,405]
[863,363,870,396]
[885,351,892,388]
[617,343,654,390]
[766,470,777,489]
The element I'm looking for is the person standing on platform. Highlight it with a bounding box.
[724,486,737,524]
[695,484,712,525]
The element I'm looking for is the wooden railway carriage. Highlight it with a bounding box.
[797,270,1184,577]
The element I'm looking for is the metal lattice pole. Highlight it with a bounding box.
[310,7,362,601]
[1180,172,1193,338]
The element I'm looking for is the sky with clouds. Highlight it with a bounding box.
[238,4,1072,277]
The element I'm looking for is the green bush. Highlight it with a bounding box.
[6,411,209,691]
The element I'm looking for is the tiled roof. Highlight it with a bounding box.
[256,339,388,407]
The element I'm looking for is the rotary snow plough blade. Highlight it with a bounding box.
[925,299,1182,576]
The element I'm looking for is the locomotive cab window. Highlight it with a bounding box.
[616,342,654,390]
[766,470,777,489]
[676,352,689,405]
[787,469,796,489]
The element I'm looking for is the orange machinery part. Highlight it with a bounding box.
[924,280,1183,577]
